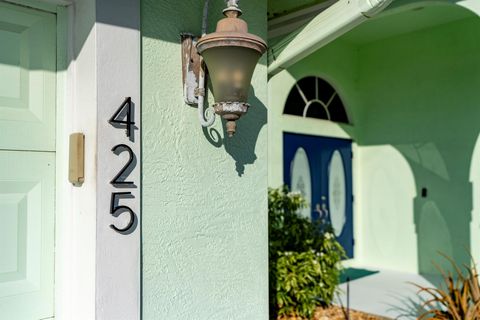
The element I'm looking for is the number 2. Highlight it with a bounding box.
[110,144,135,185]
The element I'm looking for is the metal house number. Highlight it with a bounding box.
[108,97,137,233]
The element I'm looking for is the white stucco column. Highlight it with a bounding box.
[95,0,141,319]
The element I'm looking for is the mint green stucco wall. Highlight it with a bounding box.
[269,3,480,275]
[356,12,480,275]
[141,1,268,318]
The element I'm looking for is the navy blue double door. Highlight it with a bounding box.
[283,133,354,258]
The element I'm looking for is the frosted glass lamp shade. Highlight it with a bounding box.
[201,46,261,103]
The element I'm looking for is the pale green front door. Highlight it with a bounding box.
[0,2,56,319]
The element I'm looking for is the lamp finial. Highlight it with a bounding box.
[224,0,242,16]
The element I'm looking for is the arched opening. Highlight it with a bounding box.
[339,1,480,274]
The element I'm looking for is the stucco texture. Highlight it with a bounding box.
[269,2,480,275]
[141,0,268,319]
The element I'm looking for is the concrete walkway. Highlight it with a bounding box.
[335,269,438,319]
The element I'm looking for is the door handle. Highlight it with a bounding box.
[321,196,329,215]
[315,202,329,218]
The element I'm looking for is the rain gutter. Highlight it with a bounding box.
[268,0,394,76]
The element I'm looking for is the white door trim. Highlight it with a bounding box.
[52,0,141,319]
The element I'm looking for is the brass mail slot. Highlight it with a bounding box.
[69,133,85,185]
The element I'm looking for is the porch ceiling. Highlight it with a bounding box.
[267,0,331,19]
[341,4,476,45]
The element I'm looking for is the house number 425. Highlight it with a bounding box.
[108,97,137,234]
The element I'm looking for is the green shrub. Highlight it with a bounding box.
[269,186,345,319]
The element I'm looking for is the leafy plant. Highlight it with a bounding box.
[413,253,480,320]
[269,186,345,319]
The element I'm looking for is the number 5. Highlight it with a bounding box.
[110,192,135,233]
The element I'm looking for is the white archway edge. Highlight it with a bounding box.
[457,0,480,16]
[470,134,480,266]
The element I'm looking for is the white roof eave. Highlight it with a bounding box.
[268,0,394,76]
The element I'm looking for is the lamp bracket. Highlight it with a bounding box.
[181,33,202,105]
[181,33,216,128]
[194,87,205,97]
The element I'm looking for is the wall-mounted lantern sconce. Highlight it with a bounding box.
[181,0,267,137]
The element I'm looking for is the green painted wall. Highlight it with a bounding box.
[356,11,480,275]
[141,1,268,319]
[269,3,480,275]
[267,0,329,19]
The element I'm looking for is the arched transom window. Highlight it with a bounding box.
[284,76,350,124]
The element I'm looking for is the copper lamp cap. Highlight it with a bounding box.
[196,5,267,54]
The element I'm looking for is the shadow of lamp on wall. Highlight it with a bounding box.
[181,0,267,137]
[201,87,267,176]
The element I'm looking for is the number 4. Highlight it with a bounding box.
[109,97,135,138]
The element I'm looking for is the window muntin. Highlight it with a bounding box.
[284,77,349,124]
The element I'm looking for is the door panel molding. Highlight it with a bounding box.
[0,151,55,319]
[0,1,56,151]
